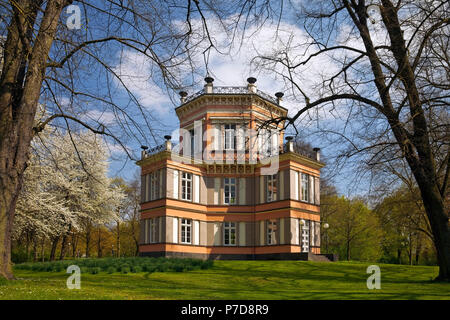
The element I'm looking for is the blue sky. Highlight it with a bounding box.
[42,1,394,198]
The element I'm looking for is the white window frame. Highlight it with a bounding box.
[224,177,236,205]
[267,220,277,245]
[223,222,236,246]
[149,218,157,243]
[224,124,236,150]
[301,173,309,202]
[267,174,277,202]
[181,218,192,244]
[301,220,310,252]
[150,170,159,201]
[181,172,192,201]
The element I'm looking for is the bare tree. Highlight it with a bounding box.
[0,0,219,279]
[232,0,449,280]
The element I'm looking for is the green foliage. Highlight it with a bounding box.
[14,257,213,275]
[89,267,101,274]
[11,248,29,264]
[131,266,142,273]
[322,195,383,262]
[374,186,436,265]
[106,266,116,274]
[120,265,131,274]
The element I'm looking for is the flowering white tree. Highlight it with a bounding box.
[13,128,125,260]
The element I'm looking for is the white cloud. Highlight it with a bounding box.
[112,50,171,114]
[82,109,116,125]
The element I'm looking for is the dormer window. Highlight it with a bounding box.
[224,124,236,150]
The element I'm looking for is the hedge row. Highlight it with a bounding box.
[14,257,213,274]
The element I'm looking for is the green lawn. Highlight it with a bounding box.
[1,260,448,300]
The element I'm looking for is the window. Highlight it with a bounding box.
[267,174,277,202]
[224,124,236,150]
[181,218,191,244]
[145,218,157,243]
[147,170,159,201]
[259,129,275,157]
[150,171,159,201]
[223,222,236,246]
[301,220,310,252]
[301,173,309,202]
[181,172,192,201]
[224,177,236,204]
[149,218,157,243]
[267,220,277,245]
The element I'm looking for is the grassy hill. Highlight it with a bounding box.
[1,260,448,300]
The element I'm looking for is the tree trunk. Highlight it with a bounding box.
[97,228,102,258]
[32,236,38,262]
[415,234,422,265]
[71,233,78,258]
[49,237,59,261]
[346,240,350,261]
[116,221,120,258]
[85,222,91,258]
[59,234,68,260]
[25,232,31,262]
[0,0,68,279]
[351,1,450,281]
[41,237,45,262]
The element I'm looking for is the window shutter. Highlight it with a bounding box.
[194,220,200,245]
[213,124,220,150]
[239,178,246,205]
[259,175,264,204]
[279,170,284,200]
[141,175,146,202]
[146,173,151,202]
[237,125,245,151]
[309,175,314,204]
[194,121,202,157]
[260,220,265,245]
[173,170,179,199]
[194,174,200,203]
[293,171,299,200]
[214,177,220,205]
[314,177,320,204]
[172,217,178,244]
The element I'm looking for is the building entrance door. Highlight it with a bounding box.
[301,220,310,252]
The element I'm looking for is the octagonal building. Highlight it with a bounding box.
[137,77,327,260]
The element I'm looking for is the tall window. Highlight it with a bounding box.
[301,220,310,252]
[223,222,236,246]
[267,220,277,245]
[181,172,192,201]
[224,177,236,204]
[224,124,236,150]
[267,174,277,202]
[260,129,274,157]
[301,173,309,202]
[181,218,191,244]
[150,171,159,201]
[149,218,157,243]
